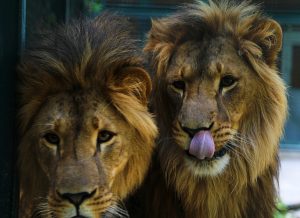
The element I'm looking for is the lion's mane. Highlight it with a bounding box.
[142,1,288,217]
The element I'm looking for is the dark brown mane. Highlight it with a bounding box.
[18,13,145,135]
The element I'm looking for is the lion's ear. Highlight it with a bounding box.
[248,19,282,67]
[112,66,152,106]
[144,19,177,75]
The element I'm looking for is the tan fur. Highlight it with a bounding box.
[18,14,157,218]
[139,1,288,217]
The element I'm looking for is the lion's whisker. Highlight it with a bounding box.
[32,200,54,218]
[226,142,252,164]
[105,204,129,218]
[233,133,254,146]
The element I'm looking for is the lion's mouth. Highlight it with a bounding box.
[185,146,229,161]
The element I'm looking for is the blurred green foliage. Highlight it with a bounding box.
[274,203,287,218]
[84,0,103,15]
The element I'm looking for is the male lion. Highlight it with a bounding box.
[140,1,287,217]
[18,14,157,218]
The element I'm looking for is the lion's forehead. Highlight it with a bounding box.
[35,92,125,134]
[172,37,248,79]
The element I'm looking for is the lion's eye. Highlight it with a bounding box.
[220,75,237,88]
[44,133,60,145]
[172,80,185,91]
[97,130,115,144]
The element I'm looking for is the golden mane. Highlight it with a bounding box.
[139,1,288,217]
[18,13,157,217]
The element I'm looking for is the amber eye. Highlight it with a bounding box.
[44,133,60,145]
[97,130,115,144]
[172,80,185,90]
[220,75,237,88]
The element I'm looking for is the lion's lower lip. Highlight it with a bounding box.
[214,146,228,158]
[186,146,229,161]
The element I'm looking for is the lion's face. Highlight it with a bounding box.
[146,2,287,185]
[30,91,138,217]
[160,37,260,176]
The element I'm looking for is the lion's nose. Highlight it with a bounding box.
[180,122,214,137]
[58,189,96,206]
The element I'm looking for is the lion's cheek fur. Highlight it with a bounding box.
[111,139,155,199]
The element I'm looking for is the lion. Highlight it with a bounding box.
[135,1,288,217]
[18,14,157,218]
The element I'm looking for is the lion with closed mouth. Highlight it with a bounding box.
[136,1,288,217]
[18,14,157,218]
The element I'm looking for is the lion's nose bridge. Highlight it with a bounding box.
[55,159,106,195]
[75,135,97,160]
[180,92,217,129]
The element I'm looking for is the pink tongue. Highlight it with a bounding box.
[189,131,215,160]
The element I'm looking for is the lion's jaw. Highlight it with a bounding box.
[185,153,230,177]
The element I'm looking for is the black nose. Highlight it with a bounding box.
[180,123,214,137]
[58,189,96,206]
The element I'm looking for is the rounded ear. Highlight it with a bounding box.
[256,19,282,67]
[112,66,152,106]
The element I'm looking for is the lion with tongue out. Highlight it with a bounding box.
[132,1,288,218]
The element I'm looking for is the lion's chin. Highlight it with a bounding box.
[184,149,230,177]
